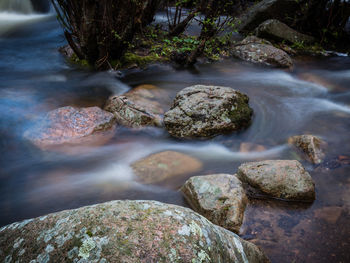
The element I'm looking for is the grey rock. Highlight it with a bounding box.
[237,0,299,32]
[232,36,293,68]
[0,200,270,263]
[181,174,248,233]
[164,85,253,138]
[255,19,315,44]
[237,160,315,201]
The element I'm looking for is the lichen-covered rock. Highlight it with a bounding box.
[24,106,116,150]
[232,36,293,68]
[237,160,315,201]
[288,135,326,164]
[181,174,248,233]
[131,151,203,184]
[164,85,253,138]
[255,19,315,44]
[0,200,270,263]
[104,84,170,128]
[237,0,299,32]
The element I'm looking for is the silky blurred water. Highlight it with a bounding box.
[0,5,350,263]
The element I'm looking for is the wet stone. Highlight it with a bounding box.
[288,135,326,164]
[181,174,248,233]
[131,151,203,184]
[237,160,315,201]
[23,106,116,150]
[0,200,270,263]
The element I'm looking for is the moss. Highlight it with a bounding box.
[121,52,161,68]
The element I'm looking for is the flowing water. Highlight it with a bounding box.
[0,2,350,263]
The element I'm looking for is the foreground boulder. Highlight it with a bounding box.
[255,19,315,44]
[131,151,203,184]
[104,85,170,128]
[0,200,270,263]
[237,0,299,32]
[288,135,326,164]
[164,85,253,138]
[24,106,116,150]
[237,160,315,201]
[181,174,248,233]
[231,36,293,68]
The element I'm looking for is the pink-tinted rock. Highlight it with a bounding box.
[237,160,315,201]
[24,106,116,150]
[0,200,270,263]
[288,135,326,164]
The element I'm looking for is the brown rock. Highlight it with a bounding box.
[131,151,203,184]
[104,84,171,128]
[240,142,266,153]
[288,135,326,164]
[237,160,315,201]
[314,206,343,224]
[24,106,116,151]
[181,174,248,233]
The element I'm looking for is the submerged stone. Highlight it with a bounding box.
[131,151,203,184]
[237,160,315,201]
[0,200,270,263]
[164,85,253,138]
[181,174,248,233]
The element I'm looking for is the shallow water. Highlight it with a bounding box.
[0,9,350,263]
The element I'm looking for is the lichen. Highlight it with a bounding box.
[78,237,96,259]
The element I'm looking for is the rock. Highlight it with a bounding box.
[288,135,326,164]
[0,200,270,263]
[237,160,315,201]
[232,36,293,68]
[58,45,75,60]
[30,0,51,13]
[240,142,266,153]
[181,174,248,233]
[104,84,170,128]
[24,106,116,150]
[255,19,315,44]
[314,206,343,224]
[237,0,299,32]
[164,85,253,138]
[131,151,203,184]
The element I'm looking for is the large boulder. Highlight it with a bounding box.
[0,200,270,263]
[255,19,315,44]
[24,106,116,150]
[288,135,326,164]
[131,151,203,184]
[231,36,293,68]
[104,85,170,128]
[181,174,248,233]
[237,160,315,201]
[164,85,253,138]
[237,0,300,32]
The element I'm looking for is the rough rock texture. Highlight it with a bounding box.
[164,85,253,138]
[288,135,326,164]
[255,19,315,44]
[181,174,248,233]
[104,84,170,128]
[237,160,315,201]
[0,200,270,263]
[232,36,293,68]
[24,106,116,150]
[237,0,299,32]
[131,151,203,184]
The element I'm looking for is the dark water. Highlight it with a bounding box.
[0,8,350,263]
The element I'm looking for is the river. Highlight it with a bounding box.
[0,2,349,263]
